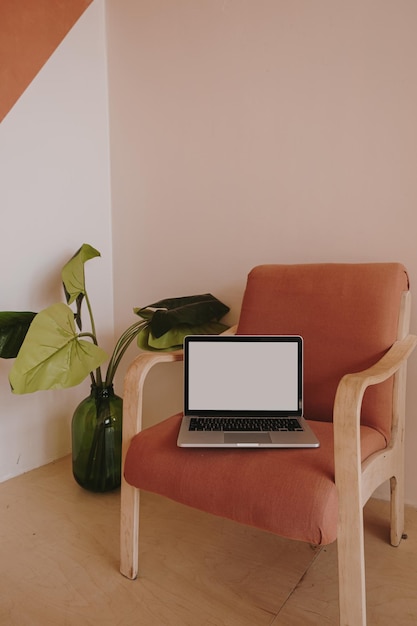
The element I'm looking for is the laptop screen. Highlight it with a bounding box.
[184,335,303,417]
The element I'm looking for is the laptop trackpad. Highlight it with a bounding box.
[224,433,272,444]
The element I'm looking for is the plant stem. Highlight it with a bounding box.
[105,320,147,386]
[83,293,102,386]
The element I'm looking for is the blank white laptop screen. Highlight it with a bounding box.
[185,335,302,417]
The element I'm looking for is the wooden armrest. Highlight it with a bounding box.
[120,349,184,580]
[334,334,417,423]
[333,334,417,491]
[338,334,417,392]
[122,350,184,445]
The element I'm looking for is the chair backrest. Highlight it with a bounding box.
[237,263,409,442]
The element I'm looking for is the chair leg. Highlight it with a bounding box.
[120,478,140,579]
[337,502,367,626]
[390,473,405,547]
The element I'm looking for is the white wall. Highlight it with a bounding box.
[107,0,417,505]
[0,1,112,481]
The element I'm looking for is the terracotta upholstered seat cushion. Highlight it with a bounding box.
[124,414,386,545]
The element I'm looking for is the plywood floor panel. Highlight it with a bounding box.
[0,456,416,625]
[271,501,417,625]
[0,456,314,625]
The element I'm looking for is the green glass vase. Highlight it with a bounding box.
[71,384,123,492]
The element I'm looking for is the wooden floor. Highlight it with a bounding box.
[0,456,416,625]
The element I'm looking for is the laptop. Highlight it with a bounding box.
[177,334,320,448]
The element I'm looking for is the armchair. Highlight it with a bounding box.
[120,263,416,626]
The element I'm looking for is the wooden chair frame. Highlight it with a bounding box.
[120,293,416,626]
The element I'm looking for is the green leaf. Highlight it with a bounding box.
[9,302,108,394]
[134,294,230,338]
[0,311,37,359]
[61,243,101,305]
[137,321,229,351]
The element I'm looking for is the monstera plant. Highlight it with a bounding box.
[0,244,230,491]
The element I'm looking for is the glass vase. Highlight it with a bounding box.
[71,384,123,492]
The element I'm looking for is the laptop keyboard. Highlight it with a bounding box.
[189,417,303,432]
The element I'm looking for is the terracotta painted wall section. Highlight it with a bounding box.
[0,0,93,123]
